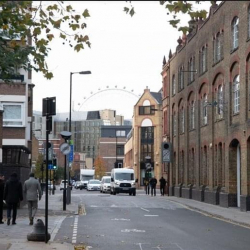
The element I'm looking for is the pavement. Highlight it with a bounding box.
[1,188,250,250]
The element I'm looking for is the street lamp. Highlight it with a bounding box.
[69,71,91,132]
[68,70,91,204]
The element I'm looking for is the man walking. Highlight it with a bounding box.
[3,172,23,225]
[0,174,5,224]
[149,176,157,196]
[144,178,150,195]
[24,173,42,225]
[159,176,167,196]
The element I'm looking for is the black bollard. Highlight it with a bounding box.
[27,219,51,242]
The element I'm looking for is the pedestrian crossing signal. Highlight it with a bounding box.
[53,158,57,170]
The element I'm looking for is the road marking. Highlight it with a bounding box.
[144,215,158,217]
[111,218,130,221]
[132,201,138,207]
[140,207,150,212]
[121,229,145,233]
[72,215,79,244]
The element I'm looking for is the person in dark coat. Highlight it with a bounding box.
[3,172,23,225]
[149,176,157,196]
[159,176,167,196]
[0,174,5,224]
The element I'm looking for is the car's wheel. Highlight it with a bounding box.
[113,190,116,195]
[129,192,132,196]
[133,191,136,196]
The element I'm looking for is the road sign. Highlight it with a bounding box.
[48,164,54,170]
[162,142,172,162]
[60,142,71,155]
[69,144,74,162]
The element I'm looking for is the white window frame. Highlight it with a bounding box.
[232,17,239,50]
[217,85,223,117]
[203,95,208,125]
[233,75,240,114]
[2,102,25,127]
[172,75,176,95]
[190,101,195,130]
[216,33,221,62]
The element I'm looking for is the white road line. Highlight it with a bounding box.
[144,215,158,217]
[132,201,138,207]
[140,207,150,212]
[72,215,79,244]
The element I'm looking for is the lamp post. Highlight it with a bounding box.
[68,71,91,203]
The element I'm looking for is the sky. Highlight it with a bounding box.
[33,1,210,119]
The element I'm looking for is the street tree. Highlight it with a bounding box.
[34,153,44,180]
[0,1,90,80]
[94,157,107,180]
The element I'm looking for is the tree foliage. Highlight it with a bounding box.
[34,153,44,180]
[124,1,212,35]
[0,1,90,80]
[94,157,107,180]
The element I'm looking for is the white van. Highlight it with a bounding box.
[110,168,136,196]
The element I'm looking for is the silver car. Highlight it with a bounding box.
[100,176,111,193]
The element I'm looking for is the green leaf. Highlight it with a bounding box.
[74,43,84,52]
[82,9,90,18]
[45,72,53,79]
[60,33,66,39]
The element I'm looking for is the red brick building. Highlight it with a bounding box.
[162,1,250,211]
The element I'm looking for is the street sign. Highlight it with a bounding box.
[69,144,74,162]
[48,164,54,170]
[162,142,172,162]
[60,142,71,155]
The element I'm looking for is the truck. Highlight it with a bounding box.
[80,169,95,189]
[110,168,137,196]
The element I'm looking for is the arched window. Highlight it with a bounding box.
[179,107,184,134]
[233,75,240,113]
[173,112,177,136]
[248,5,250,38]
[217,85,223,117]
[172,75,176,96]
[189,101,195,130]
[216,32,221,61]
[188,57,195,83]
[178,65,184,90]
[232,17,239,50]
[201,47,206,72]
[202,94,208,125]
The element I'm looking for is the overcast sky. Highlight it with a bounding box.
[33,1,210,119]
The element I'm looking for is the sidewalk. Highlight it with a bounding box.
[0,189,78,250]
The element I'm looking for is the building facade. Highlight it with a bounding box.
[124,88,163,186]
[99,125,132,173]
[162,1,250,211]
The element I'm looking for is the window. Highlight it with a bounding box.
[139,105,155,115]
[173,112,177,136]
[172,75,176,96]
[179,107,184,134]
[188,57,195,84]
[178,65,184,91]
[202,94,208,125]
[3,103,24,127]
[200,46,207,74]
[116,130,126,137]
[233,75,240,114]
[189,101,195,130]
[116,145,124,155]
[140,126,154,162]
[217,85,223,117]
[248,5,250,38]
[232,17,239,50]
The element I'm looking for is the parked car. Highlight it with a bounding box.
[100,176,111,193]
[87,179,101,191]
[75,181,81,189]
[60,180,72,190]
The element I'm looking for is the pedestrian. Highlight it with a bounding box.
[0,174,5,224]
[159,176,167,196]
[149,176,157,196]
[3,172,23,225]
[24,172,42,225]
[144,178,150,195]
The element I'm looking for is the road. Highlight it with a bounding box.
[54,188,250,250]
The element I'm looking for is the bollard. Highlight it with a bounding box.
[27,219,51,242]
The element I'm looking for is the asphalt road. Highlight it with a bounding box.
[54,188,250,250]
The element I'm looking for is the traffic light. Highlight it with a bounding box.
[53,158,58,170]
[162,142,172,163]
